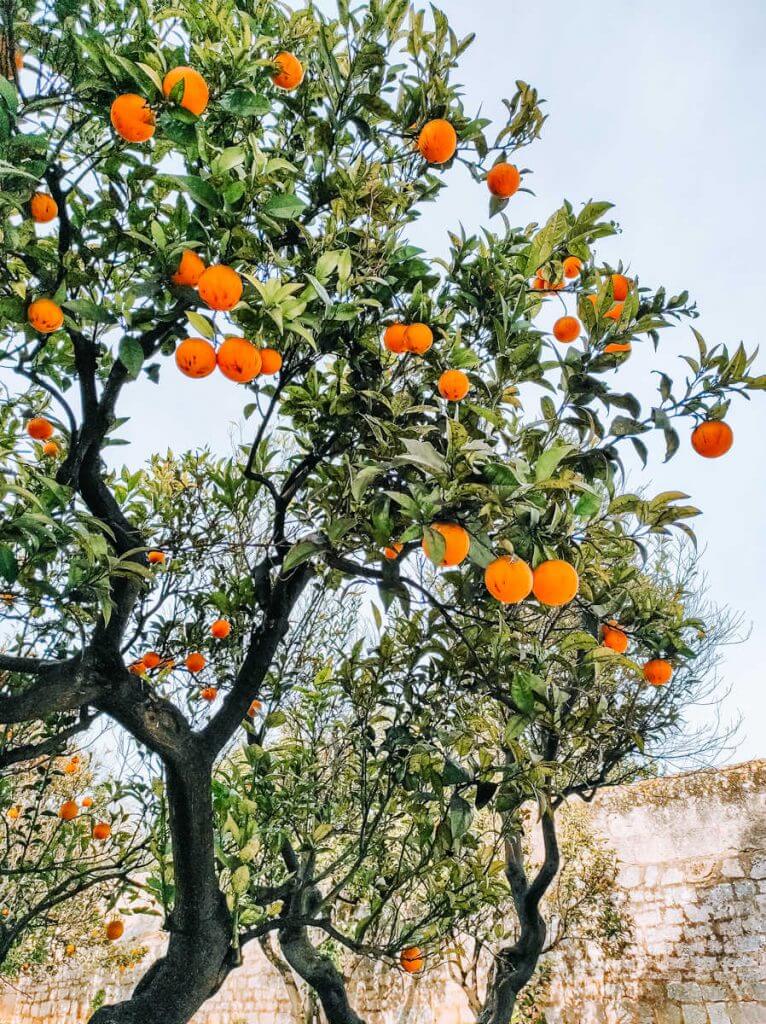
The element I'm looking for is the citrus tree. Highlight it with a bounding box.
[0,0,763,1022]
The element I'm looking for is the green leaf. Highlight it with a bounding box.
[511,671,537,715]
[261,194,308,220]
[282,539,323,573]
[219,90,270,117]
[0,79,19,115]
[0,545,19,583]
[535,443,573,482]
[187,311,216,340]
[165,175,220,211]
[118,337,144,378]
[351,465,383,502]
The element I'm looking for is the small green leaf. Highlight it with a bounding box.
[261,194,307,220]
[118,337,144,378]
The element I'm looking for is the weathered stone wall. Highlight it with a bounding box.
[1,759,764,1024]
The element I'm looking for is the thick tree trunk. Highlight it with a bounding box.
[279,925,366,1024]
[90,760,233,1024]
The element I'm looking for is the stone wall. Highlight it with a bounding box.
[0,759,764,1024]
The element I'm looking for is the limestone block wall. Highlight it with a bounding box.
[0,759,764,1024]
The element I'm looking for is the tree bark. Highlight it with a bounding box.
[279,925,366,1024]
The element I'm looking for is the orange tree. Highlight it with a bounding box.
[0,0,763,1022]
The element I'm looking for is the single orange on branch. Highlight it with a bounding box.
[210,619,231,639]
[26,416,54,440]
[175,338,217,379]
[92,822,111,841]
[383,323,408,354]
[422,523,470,568]
[259,348,283,375]
[217,337,261,383]
[601,621,629,654]
[143,652,161,669]
[484,556,533,605]
[271,51,304,90]
[532,560,579,606]
[604,341,632,355]
[691,420,733,459]
[110,94,155,143]
[400,947,424,974]
[643,658,673,687]
[197,265,242,311]
[438,369,469,402]
[405,323,433,354]
[611,274,630,301]
[553,316,580,344]
[29,192,58,223]
[147,550,165,565]
[28,298,64,334]
[486,163,520,198]
[106,920,124,942]
[185,652,206,673]
[171,249,206,287]
[417,119,457,164]
[58,800,79,821]
[563,256,582,279]
[200,686,218,702]
[42,440,60,457]
[162,66,209,116]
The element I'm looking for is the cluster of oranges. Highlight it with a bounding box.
[25,416,60,457]
[383,324,470,402]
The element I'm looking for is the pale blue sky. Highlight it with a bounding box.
[77,2,766,762]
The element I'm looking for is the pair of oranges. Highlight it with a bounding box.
[25,416,60,457]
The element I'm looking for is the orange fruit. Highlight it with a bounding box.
[110,94,155,143]
[197,265,242,311]
[563,256,582,279]
[210,619,231,639]
[26,416,54,440]
[604,342,632,355]
[147,550,165,564]
[484,556,533,604]
[604,302,624,322]
[248,699,262,717]
[611,274,630,301]
[143,652,161,669]
[92,822,111,841]
[106,920,124,942]
[438,369,469,401]
[532,560,579,606]
[171,250,206,287]
[271,51,304,90]
[65,944,76,957]
[29,192,58,223]
[383,324,408,354]
[400,947,424,974]
[185,652,206,673]
[417,119,457,164]
[422,523,470,567]
[552,316,580,344]
[383,543,403,560]
[81,797,93,808]
[200,686,218,702]
[63,756,80,775]
[175,338,217,379]
[59,800,79,821]
[643,658,673,687]
[6,805,21,821]
[404,323,433,354]
[28,298,64,333]
[259,348,283,375]
[41,440,60,456]
[217,337,262,383]
[486,164,520,198]
[601,621,629,654]
[691,421,733,459]
[128,661,145,675]
[162,66,209,116]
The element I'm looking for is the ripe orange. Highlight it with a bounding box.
[92,822,111,841]
[691,421,733,459]
[7,805,21,821]
[383,543,403,560]
[29,192,58,223]
[26,417,54,440]
[185,652,206,673]
[601,620,628,654]
[28,298,64,333]
[42,440,60,457]
[143,652,161,669]
[272,52,304,90]
[248,699,262,717]
[438,369,470,401]
[417,119,457,164]
[552,316,580,344]
[259,348,283,375]
[604,342,632,355]
[400,947,424,974]
[110,94,155,143]
[81,797,93,808]
[65,943,76,957]
[643,658,673,687]
[128,661,145,676]
[217,337,262,383]
[63,756,80,775]
[162,66,209,116]
[405,323,433,354]
[210,619,231,639]
[171,249,206,287]
[532,560,579,606]
[200,686,218,702]
[106,920,124,942]
[604,302,624,322]
[611,274,630,301]
[59,800,79,821]
[383,324,408,354]
[422,523,470,567]
[563,256,582,279]
[486,164,520,198]
[484,556,533,604]
[147,550,165,564]
[197,265,242,311]
[175,338,217,379]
